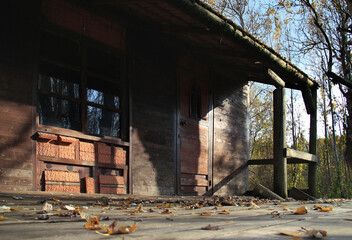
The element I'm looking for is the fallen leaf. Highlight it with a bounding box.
[201,224,222,230]
[164,203,172,208]
[301,227,327,238]
[344,218,352,221]
[218,210,230,215]
[277,231,301,237]
[0,206,11,213]
[271,211,281,218]
[294,206,308,215]
[104,220,118,234]
[282,206,290,211]
[85,216,101,230]
[0,216,21,222]
[118,223,137,234]
[319,206,333,212]
[201,212,212,216]
[50,197,62,205]
[63,205,76,211]
[161,209,172,214]
[42,202,53,211]
[248,203,260,210]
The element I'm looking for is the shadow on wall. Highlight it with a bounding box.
[129,29,177,195]
[208,75,249,196]
[0,0,37,191]
[129,26,250,195]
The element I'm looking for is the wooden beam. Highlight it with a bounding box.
[267,68,285,88]
[284,148,318,163]
[308,87,318,197]
[289,187,316,200]
[301,84,315,115]
[273,87,287,199]
[253,184,285,201]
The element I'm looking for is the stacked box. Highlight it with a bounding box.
[84,177,95,194]
[58,142,76,160]
[99,175,125,194]
[114,147,126,165]
[79,141,95,162]
[44,170,80,193]
[97,143,111,164]
[37,139,58,158]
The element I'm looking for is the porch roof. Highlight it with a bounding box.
[93,0,317,90]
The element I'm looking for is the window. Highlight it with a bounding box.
[190,83,202,119]
[38,30,123,138]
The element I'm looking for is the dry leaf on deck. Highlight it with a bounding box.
[85,216,101,230]
[294,206,308,215]
[277,231,301,237]
[282,206,290,211]
[344,218,352,221]
[319,206,333,212]
[0,206,11,213]
[218,210,230,214]
[301,227,327,238]
[201,224,222,230]
[201,212,212,216]
[42,202,53,211]
[161,209,172,214]
[118,223,137,234]
[248,203,260,210]
[104,220,118,234]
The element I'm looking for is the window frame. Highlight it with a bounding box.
[36,27,127,142]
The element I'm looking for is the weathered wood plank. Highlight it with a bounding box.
[273,87,287,198]
[267,68,285,87]
[284,148,318,163]
[308,87,318,197]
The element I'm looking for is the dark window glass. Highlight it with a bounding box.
[86,46,121,79]
[87,76,120,109]
[190,83,202,119]
[38,30,122,139]
[40,31,80,68]
[87,106,120,138]
[38,95,81,131]
[38,63,80,99]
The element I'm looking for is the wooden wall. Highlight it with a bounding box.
[212,70,249,195]
[0,1,38,192]
[128,30,177,195]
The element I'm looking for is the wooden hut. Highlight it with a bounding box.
[0,0,317,197]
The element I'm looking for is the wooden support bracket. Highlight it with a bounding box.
[284,148,318,163]
[301,84,315,115]
[267,68,285,88]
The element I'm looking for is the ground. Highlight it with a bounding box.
[0,192,351,239]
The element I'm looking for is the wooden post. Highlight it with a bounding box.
[308,86,317,197]
[273,87,287,198]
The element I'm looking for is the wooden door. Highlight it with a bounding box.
[178,72,212,195]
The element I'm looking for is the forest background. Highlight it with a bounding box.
[202,0,352,198]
